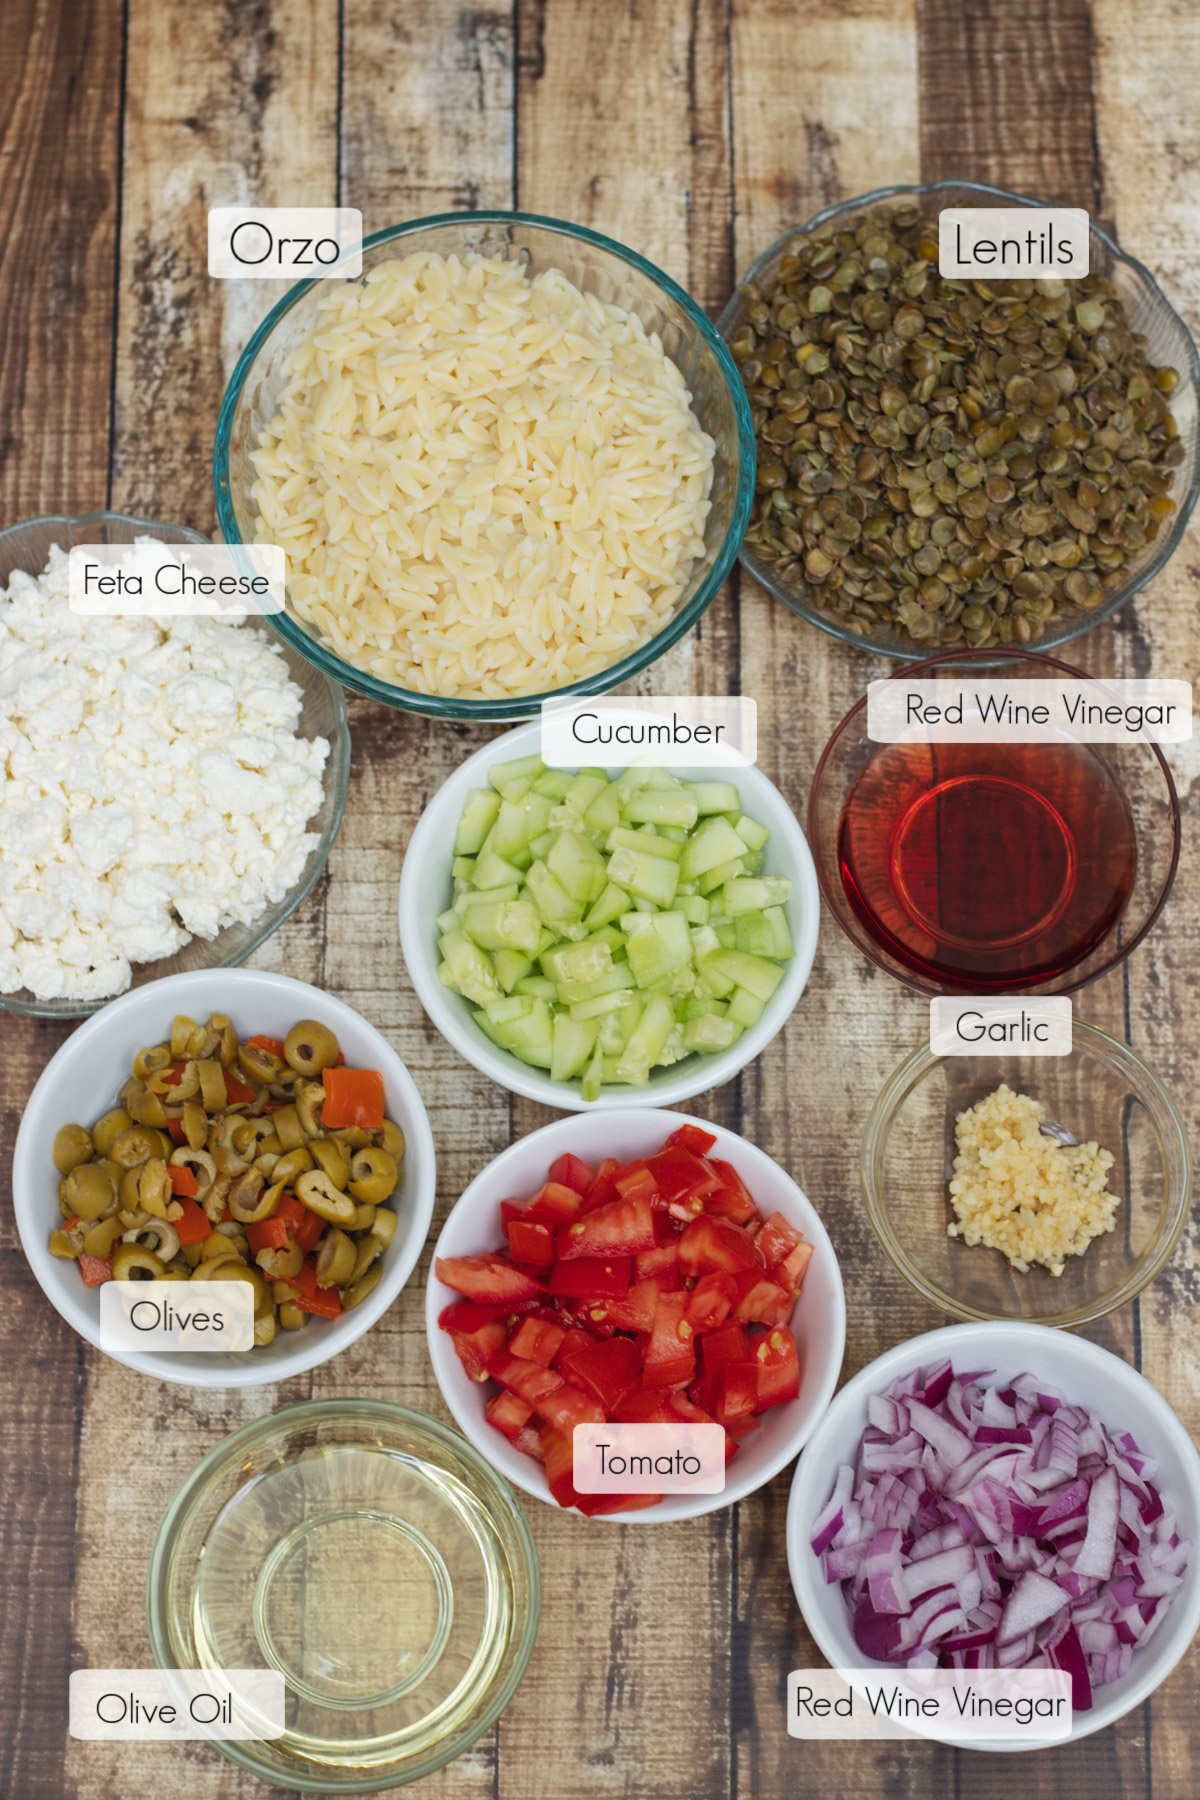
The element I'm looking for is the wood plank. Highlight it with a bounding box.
[1090,2,1200,1790]
[917,0,1103,208]
[0,0,122,519]
[730,2,924,1794]
[507,4,736,1795]
[0,1,123,1793]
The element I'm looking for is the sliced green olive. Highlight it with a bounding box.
[315,1227,356,1289]
[257,1240,303,1280]
[254,1310,278,1346]
[295,1082,325,1138]
[111,1125,161,1170]
[182,1099,207,1149]
[271,1104,305,1152]
[199,1232,245,1264]
[237,1041,287,1086]
[331,1125,372,1151]
[64,1163,117,1221]
[284,1019,340,1077]
[133,1043,173,1081]
[92,1108,133,1156]
[169,1146,216,1200]
[48,1230,80,1259]
[352,1203,376,1232]
[294,1169,356,1226]
[112,1243,165,1280]
[344,1264,383,1310]
[228,1170,278,1224]
[191,1260,265,1305]
[379,1119,406,1164]
[271,1146,314,1188]
[83,1215,124,1259]
[278,1301,306,1331]
[170,1014,200,1059]
[349,1235,382,1284]
[123,1219,180,1262]
[309,1137,350,1189]
[348,1147,398,1205]
[125,1081,167,1129]
[53,1124,93,1176]
[370,1207,398,1249]
[197,1059,228,1112]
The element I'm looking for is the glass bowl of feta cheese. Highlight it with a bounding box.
[0,512,351,1018]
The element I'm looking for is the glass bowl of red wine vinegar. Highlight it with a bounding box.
[808,647,1180,996]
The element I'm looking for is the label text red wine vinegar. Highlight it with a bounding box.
[837,741,1136,988]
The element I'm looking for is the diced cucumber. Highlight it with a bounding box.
[727,985,767,1028]
[436,906,460,935]
[489,753,545,801]
[439,932,501,1005]
[683,1013,739,1052]
[623,911,693,988]
[702,948,785,1004]
[452,856,476,880]
[621,788,699,830]
[734,813,770,852]
[569,989,634,1021]
[514,975,558,1000]
[685,997,728,1018]
[461,898,543,954]
[607,846,680,908]
[525,859,584,925]
[690,781,741,814]
[582,783,623,833]
[472,850,526,890]
[454,788,501,855]
[551,1013,600,1082]
[677,895,709,924]
[584,882,630,929]
[605,825,683,862]
[532,768,573,800]
[678,814,747,881]
[555,959,634,1006]
[615,993,676,1084]
[689,923,722,962]
[697,855,747,895]
[494,948,533,993]
[763,903,795,960]
[490,793,554,860]
[540,939,613,988]
[547,828,608,904]
[721,876,793,916]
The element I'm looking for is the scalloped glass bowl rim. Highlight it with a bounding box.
[860,1019,1193,1327]
[213,209,757,721]
[717,177,1200,662]
[0,509,351,1019]
[146,1398,541,1793]
[806,644,1182,998]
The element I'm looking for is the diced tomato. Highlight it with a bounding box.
[538,1380,605,1435]
[167,1162,198,1198]
[756,1210,803,1269]
[166,1118,187,1144]
[556,1335,642,1412]
[485,1389,533,1438]
[725,1411,761,1441]
[716,1360,759,1424]
[581,1158,622,1213]
[599,1277,659,1334]
[642,1290,695,1389]
[666,1122,718,1156]
[513,1425,544,1463]
[524,1181,583,1227]
[646,1146,723,1207]
[613,1161,658,1205]
[548,1152,595,1195]
[449,1318,508,1381]
[685,1270,737,1333]
[539,1424,583,1509]
[775,1240,814,1294]
[612,1384,678,1424]
[173,1197,212,1246]
[509,1315,566,1367]
[697,1319,749,1411]
[439,1298,524,1331]
[556,1194,655,1261]
[557,1301,620,1338]
[499,1200,523,1234]
[246,1216,290,1254]
[224,1072,256,1105]
[78,1253,112,1287]
[704,1157,760,1225]
[276,1193,325,1254]
[436,1254,547,1306]
[491,1353,565,1411]
[730,1268,793,1327]
[321,1065,385,1130]
[507,1218,554,1268]
[548,1256,631,1301]
[678,1215,760,1278]
[551,1327,593,1369]
[283,1258,343,1318]
[247,1035,286,1057]
[754,1325,801,1409]
[634,1242,682,1287]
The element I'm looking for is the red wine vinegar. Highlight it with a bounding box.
[837,740,1136,989]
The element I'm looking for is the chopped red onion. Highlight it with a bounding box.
[811,1363,1190,1709]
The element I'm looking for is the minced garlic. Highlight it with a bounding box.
[947,1083,1118,1276]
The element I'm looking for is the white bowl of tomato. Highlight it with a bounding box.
[426,1109,846,1520]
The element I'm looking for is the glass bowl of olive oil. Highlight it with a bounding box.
[147,1401,539,1792]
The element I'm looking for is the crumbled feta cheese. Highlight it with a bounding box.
[0,542,330,1001]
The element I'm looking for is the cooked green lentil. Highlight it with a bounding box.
[730,202,1183,649]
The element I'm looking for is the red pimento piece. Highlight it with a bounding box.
[276,1194,325,1254]
[78,1252,113,1286]
[174,1198,212,1246]
[282,1258,343,1318]
[246,1216,290,1254]
[321,1065,385,1130]
[247,1035,286,1057]
[167,1162,199,1198]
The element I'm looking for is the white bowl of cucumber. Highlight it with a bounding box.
[398,721,820,1109]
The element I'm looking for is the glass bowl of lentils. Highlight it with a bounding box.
[717,179,1200,659]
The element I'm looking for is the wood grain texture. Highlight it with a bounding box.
[3,2,1200,1797]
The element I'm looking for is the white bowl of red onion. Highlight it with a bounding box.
[787,1322,1200,1749]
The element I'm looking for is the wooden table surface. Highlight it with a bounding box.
[3,2,1199,1796]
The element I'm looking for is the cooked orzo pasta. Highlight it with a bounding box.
[250,251,715,699]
